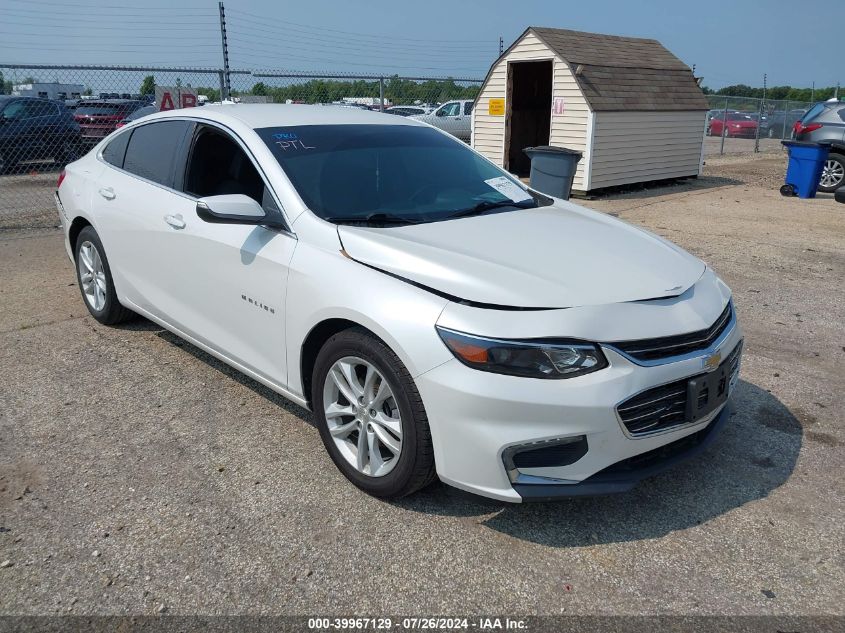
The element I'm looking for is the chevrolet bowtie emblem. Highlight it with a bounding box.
[703,351,722,371]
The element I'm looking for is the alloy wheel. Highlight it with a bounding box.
[322,356,402,477]
[820,159,844,189]
[78,240,107,311]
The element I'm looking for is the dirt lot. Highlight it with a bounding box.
[0,153,843,619]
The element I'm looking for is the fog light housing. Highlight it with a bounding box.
[502,435,588,483]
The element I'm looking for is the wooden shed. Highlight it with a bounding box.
[471,27,709,194]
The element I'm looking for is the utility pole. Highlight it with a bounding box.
[218,1,231,101]
[499,36,504,56]
[836,82,840,100]
[811,81,815,102]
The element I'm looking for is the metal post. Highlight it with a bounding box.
[218,70,224,103]
[811,81,815,102]
[720,97,728,155]
[754,74,765,153]
[499,36,504,56]
[379,77,384,112]
[218,1,231,101]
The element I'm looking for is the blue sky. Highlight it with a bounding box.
[0,0,839,89]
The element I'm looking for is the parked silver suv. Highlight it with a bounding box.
[410,100,473,142]
[793,100,845,192]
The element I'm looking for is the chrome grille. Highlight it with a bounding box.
[609,302,733,362]
[617,342,742,436]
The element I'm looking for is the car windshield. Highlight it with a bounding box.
[727,113,753,120]
[256,124,544,224]
[75,104,129,116]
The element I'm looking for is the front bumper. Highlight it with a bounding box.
[513,403,731,501]
[415,272,743,503]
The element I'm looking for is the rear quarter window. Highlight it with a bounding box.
[800,103,825,123]
[102,130,131,168]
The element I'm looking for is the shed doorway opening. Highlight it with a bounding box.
[505,60,553,176]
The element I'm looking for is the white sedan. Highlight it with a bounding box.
[55,105,743,502]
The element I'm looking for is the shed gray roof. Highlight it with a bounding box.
[495,27,708,112]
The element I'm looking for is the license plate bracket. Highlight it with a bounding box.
[685,363,730,423]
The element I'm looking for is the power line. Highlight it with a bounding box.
[225,31,494,61]
[0,42,219,55]
[0,29,217,42]
[228,48,486,75]
[1,13,216,26]
[225,38,487,68]
[3,0,211,11]
[224,22,493,53]
[226,8,492,44]
[2,15,219,29]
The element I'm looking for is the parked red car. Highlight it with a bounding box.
[74,100,144,144]
[709,112,758,138]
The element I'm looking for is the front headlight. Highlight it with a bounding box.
[436,327,608,379]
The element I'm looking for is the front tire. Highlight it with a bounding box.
[311,328,436,499]
[818,153,845,193]
[74,226,134,325]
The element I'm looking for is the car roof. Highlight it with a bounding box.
[81,99,141,105]
[143,103,428,129]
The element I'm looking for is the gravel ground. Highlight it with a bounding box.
[0,153,843,618]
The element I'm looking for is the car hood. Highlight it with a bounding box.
[337,202,706,309]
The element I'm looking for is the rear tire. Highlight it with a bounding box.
[818,153,845,193]
[311,328,437,499]
[74,226,134,325]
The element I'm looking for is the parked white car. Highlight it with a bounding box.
[56,104,742,502]
[410,99,473,141]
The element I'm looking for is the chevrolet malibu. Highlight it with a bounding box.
[55,105,743,502]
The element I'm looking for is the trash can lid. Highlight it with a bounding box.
[781,140,827,148]
[523,145,583,157]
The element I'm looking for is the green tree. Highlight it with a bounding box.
[251,82,268,96]
[140,75,156,97]
[196,86,220,102]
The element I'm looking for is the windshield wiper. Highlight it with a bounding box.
[325,212,424,226]
[446,198,537,221]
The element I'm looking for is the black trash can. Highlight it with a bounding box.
[523,146,583,200]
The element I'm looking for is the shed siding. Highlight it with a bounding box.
[472,32,591,191]
[589,110,706,189]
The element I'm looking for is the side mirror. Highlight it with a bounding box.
[835,186,845,204]
[196,194,269,225]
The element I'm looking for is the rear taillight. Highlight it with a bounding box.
[115,122,125,128]
[57,170,66,189]
[795,122,823,135]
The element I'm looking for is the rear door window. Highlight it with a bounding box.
[122,120,192,188]
[463,101,473,115]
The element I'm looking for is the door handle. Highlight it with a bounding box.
[98,187,115,200]
[164,214,186,230]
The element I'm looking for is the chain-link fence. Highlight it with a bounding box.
[0,63,482,230]
[0,62,827,228]
[704,94,815,156]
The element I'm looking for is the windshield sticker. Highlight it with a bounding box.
[484,176,533,203]
[274,138,316,151]
[272,132,299,141]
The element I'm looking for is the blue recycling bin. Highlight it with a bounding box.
[781,141,829,199]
